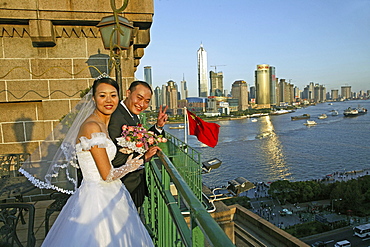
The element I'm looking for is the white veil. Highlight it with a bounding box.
[19,89,94,194]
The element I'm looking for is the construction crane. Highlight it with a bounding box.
[210,65,226,73]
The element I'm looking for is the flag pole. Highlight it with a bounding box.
[184,107,188,144]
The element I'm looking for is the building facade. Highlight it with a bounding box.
[180,77,188,100]
[0,0,154,154]
[165,80,178,115]
[231,80,249,111]
[144,66,156,110]
[197,44,208,97]
[341,85,351,99]
[255,64,271,108]
[269,66,277,106]
[210,71,224,96]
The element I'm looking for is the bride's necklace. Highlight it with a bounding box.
[93,111,111,139]
[93,111,108,127]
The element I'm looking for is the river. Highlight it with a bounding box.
[166,99,370,188]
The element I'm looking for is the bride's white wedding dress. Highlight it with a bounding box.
[42,132,154,247]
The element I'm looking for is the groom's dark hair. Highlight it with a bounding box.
[129,81,153,95]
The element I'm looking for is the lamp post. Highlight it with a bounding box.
[332,198,342,212]
[97,0,134,100]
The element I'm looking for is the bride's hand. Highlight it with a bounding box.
[105,154,144,182]
[126,154,144,169]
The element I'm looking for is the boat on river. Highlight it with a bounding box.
[343,107,358,117]
[291,114,310,120]
[318,114,327,119]
[304,120,317,126]
[356,106,368,114]
[169,125,185,129]
[270,109,294,115]
[331,110,339,116]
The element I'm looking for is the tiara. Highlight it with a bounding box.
[95,72,110,80]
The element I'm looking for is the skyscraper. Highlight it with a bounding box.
[180,76,188,100]
[269,66,277,105]
[165,80,178,115]
[209,71,224,96]
[144,66,152,86]
[331,89,339,100]
[341,85,351,99]
[154,86,161,110]
[231,80,249,111]
[255,64,271,108]
[144,66,155,110]
[197,44,208,97]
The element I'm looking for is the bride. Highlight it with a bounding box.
[20,76,154,246]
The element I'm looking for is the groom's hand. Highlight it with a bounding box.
[156,105,168,128]
[144,146,162,163]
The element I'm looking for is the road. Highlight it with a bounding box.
[303,226,370,247]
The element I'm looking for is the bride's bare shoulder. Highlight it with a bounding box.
[78,117,104,139]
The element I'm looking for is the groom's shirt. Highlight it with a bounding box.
[120,101,163,134]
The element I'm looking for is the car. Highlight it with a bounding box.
[282,208,293,215]
[311,241,327,247]
[334,240,351,247]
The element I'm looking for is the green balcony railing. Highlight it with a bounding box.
[143,133,235,247]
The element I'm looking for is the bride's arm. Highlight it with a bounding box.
[91,148,143,181]
[79,121,143,181]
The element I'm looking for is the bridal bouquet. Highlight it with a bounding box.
[116,125,167,154]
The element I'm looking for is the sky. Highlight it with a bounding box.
[135,0,370,97]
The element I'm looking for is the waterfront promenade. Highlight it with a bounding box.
[244,168,370,229]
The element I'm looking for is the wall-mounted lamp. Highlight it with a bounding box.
[227,177,255,195]
[202,158,222,173]
[97,15,134,51]
[97,13,134,99]
[209,177,255,202]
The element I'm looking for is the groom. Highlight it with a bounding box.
[108,80,168,208]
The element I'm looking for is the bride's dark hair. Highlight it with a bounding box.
[93,77,120,96]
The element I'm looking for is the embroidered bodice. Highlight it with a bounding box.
[76,132,116,182]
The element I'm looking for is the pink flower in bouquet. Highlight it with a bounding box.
[116,125,166,154]
[148,137,155,145]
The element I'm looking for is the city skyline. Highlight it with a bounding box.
[135,0,369,97]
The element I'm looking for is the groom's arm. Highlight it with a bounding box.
[108,110,130,167]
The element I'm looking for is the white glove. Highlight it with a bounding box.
[105,154,143,182]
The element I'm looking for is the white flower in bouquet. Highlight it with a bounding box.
[116,125,167,154]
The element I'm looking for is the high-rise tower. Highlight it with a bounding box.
[197,44,208,97]
[210,71,224,96]
[269,66,277,105]
[180,75,188,100]
[341,85,351,99]
[144,66,152,86]
[144,66,155,110]
[255,64,271,108]
[231,80,249,111]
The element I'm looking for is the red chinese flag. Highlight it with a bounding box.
[187,110,220,148]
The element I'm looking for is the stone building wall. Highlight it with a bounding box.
[0,0,153,154]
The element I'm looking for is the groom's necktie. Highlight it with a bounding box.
[133,114,140,125]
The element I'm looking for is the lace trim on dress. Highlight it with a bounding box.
[18,132,110,195]
[19,168,75,194]
[77,132,108,151]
